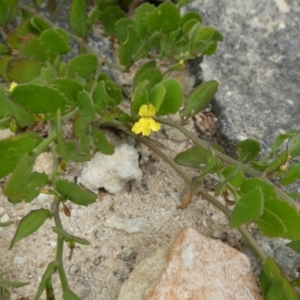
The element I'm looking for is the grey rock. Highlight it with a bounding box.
[183,0,300,155]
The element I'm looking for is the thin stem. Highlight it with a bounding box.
[105,120,268,264]
[52,198,70,292]
[50,0,67,21]
[156,117,298,210]
[32,131,57,156]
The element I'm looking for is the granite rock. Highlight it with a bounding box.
[183,0,300,154]
[118,227,262,300]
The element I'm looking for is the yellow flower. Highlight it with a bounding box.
[132,104,161,136]
[5,82,17,92]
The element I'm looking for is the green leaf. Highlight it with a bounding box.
[118,26,141,68]
[241,178,277,200]
[100,6,125,36]
[177,0,195,8]
[0,43,10,55]
[69,0,88,37]
[7,58,41,83]
[73,112,90,154]
[288,132,300,158]
[10,209,50,249]
[33,261,56,300]
[229,187,264,228]
[63,289,81,300]
[4,154,35,204]
[92,128,114,155]
[51,77,83,104]
[0,133,39,179]
[281,164,300,186]
[0,0,18,26]
[11,84,67,114]
[133,60,163,90]
[52,226,90,245]
[77,90,96,121]
[0,280,30,288]
[40,28,71,55]
[174,146,208,167]
[199,156,222,177]
[189,24,215,54]
[271,132,293,155]
[221,165,245,188]
[130,80,149,117]
[236,139,261,162]
[115,18,135,43]
[40,63,57,83]
[134,3,156,38]
[180,80,218,118]
[149,83,166,113]
[55,179,96,206]
[0,55,11,81]
[64,141,92,162]
[260,257,297,300]
[25,172,48,202]
[286,240,300,254]
[182,12,202,25]
[68,54,98,78]
[257,198,300,239]
[55,109,67,160]
[264,150,289,175]
[57,61,68,77]
[92,80,122,114]
[146,2,181,32]
[19,36,50,63]
[30,16,51,32]
[156,79,183,116]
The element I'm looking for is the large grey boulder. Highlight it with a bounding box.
[183,0,300,154]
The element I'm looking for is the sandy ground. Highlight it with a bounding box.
[0,129,243,299]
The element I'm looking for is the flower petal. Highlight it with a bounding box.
[138,104,156,117]
[149,118,161,132]
[139,105,149,117]
[132,119,144,134]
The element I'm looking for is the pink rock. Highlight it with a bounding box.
[118,227,262,300]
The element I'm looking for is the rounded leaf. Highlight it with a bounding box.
[156,79,183,116]
[146,2,181,32]
[11,84,67,114]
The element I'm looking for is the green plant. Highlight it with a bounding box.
[0,0,300,299]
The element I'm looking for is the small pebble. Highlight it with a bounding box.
[1,213,10,223]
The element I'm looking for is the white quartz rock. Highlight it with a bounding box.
[78,144,142,194]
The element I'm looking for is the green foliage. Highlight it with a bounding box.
[0,0,299,298]
[10,209,51,249]
[260,257,298,300]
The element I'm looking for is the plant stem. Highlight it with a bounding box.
[106,120,268,264]
[32,131,57,157]
[50,0,67,21]
[51,198,70,292]
[156,117,298,210]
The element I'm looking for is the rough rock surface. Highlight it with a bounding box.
[183,0,300,154]
[119,227,262,300]
[78,143,142,194]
